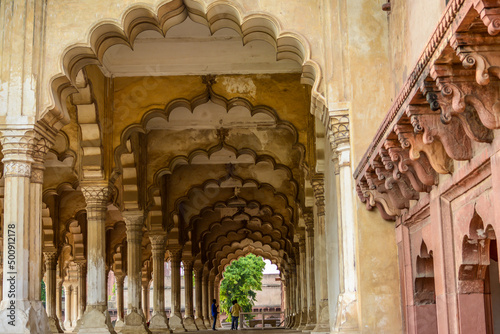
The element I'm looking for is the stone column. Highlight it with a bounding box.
[291,264,299,329]
[214,278,221,329]
[115,275,125,328]
[149,234,171,333]
[328,114,360,332]
[56,279,65,331]
[0,129,52,333]
[73,262,87,333]
[77,262,87,320]
[120,211,149,334]
[64,285,73,329]
[169,247,186,332]
[304,213,317,330]
[297,235,308,330]
[72,286,79,326]
[194,266,206,329]
[79,184,116,334]
[208,277,215,328]
[311,177,331,333]
[142,283,150,322]
[183,260,197,330]
[44,252,64,333]
[202,271,211,328]
[284,271,291,328]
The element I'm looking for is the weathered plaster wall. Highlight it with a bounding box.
[387,0,447,94]
[340,0,403,332]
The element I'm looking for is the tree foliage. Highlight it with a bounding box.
[219,254,266,318]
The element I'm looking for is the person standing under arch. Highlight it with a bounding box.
[230,300,242,330]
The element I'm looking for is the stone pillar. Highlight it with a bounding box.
[44,252,64,333]
[77,262,87,320]
[64,285,73,329]
[291,264,299,329]
[73,262,87,333]
[311,177,330,333]
[169,247,186,332]
[304,213,317,330]
[183,260,197,330]
[297,235,308,330]
[328,113,360,332]
[120,211,149,334]
[72,286,79,326]
[149,234,171,333]
[142,283,150,322]
[202,271,211,328]
[194,267,206,329]
[78,184,116,334]
[208,277,215,328]
[0,129,53,333]
[115,275,125,328]
[214,278,222,329]
[56,279,65,331]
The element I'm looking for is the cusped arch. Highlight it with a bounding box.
[43,0,325,128]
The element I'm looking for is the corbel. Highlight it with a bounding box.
[366,164,409,210]
[430,62,498,135]
[356,181,399,221]
[473,0,500,36]
[384,136,436,192]
[405,100,473,161]
[451,25,500,86]
[373,151,419,203]
[394,120,453,174]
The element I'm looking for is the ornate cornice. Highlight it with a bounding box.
[354,1,500,221]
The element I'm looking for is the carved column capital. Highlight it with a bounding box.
[327,111,350,152]
[303,212,314,235]
[44,251,58,270]
[168,246,183,262]
[311,176,325,216]
[149,233,167,255]
[81,183,112,207]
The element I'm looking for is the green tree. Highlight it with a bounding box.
[219,254,266,320]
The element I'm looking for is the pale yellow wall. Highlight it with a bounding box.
[388,0,447,93]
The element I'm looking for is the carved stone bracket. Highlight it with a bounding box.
[429,63,499,134]
[473,0,500,36]
[394,121,453,174]
[384,137,437,192]
[406,103,473,161]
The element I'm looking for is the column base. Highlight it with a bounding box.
[195,317,206,329]
[169,314,186,332]
[312,300,330,333]
[149,313,172,334]
[48,315,64,333]
[203,318,211,328]
[77,306,116,334]
[0,300,50,334]
[72,318,83,333]
[118,310,151,334]
[304,308,317,331]
[297,310,308,330]
[291,314,300,329]
[114,319,125,331]
[333,293,359,333]
[183,316,198,331]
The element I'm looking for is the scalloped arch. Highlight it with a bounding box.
[42,0,326,126]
